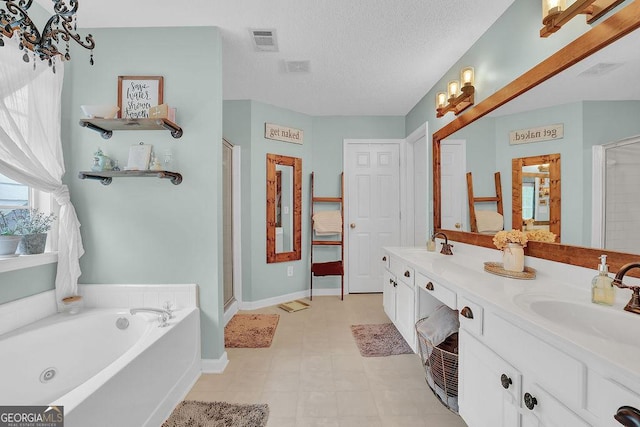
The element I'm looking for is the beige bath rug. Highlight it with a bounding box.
[225,313,279,348]
[162,400,269,427]
[351,323,413,357]
[278,299,310,313]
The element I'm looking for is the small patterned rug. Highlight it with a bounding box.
[162,401,269,427]
[225,314,279,348]
[350,323,413,357]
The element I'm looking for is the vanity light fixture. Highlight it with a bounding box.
[540,0,625,37]
[0,0,95,70]
[436,66,475,118]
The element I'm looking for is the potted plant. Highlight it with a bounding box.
[14,208,56,255]
[0,211,21,257]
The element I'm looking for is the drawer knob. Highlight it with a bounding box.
[425,282,434,291]
[460,306,474,319]
[382,256,387,261]
[500,374,512,389]
[615,406,640,426]
[389,278,394,284]
[394,281,398,288]
[404,270,411,278]
[524,392,537,410]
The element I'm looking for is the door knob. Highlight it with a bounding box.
[350,223,356,228]
[382,256,387,261]
[455,223,461,229]
[524,392,538,410]
[425,282,434,291]
[500,374,512,389]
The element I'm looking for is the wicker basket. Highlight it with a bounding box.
[415,317,459,413]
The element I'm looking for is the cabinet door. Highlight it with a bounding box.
[383,269,396,322]
[459,329,520,427]
[520,382,589,427]
[395,279,416,351]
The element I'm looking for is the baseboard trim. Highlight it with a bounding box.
[201,352,229,373]
[238,288,341,311]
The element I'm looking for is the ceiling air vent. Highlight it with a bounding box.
[250,29,278,52]
[285,60,311,73]
[577,62,622,77]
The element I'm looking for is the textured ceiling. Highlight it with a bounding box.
[57,0,515,116]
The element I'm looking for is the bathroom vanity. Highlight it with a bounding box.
[382,243,640,427]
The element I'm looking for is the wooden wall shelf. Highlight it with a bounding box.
[79,118,183,139]
[78,170,183,185]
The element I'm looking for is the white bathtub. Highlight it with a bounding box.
[0,306,201,427]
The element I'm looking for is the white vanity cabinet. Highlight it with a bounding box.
[383,246,640,427]
[459,293,590,427]
[381,254,416,351]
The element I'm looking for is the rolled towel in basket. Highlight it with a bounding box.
[416,304,460,347]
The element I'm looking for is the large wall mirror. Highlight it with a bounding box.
[433,3,640,275]
[266,153,302,263]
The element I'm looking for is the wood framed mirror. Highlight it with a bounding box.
[512,153,561,239]
[266,153,302,263]
[433,3,640,275]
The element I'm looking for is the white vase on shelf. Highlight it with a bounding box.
[502,243,525,272]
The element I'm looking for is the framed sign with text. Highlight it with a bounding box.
[117,76,164,119]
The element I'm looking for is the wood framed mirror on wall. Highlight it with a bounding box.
[266,153,302,263]
[433,2,640,275]
[512,153,561,239]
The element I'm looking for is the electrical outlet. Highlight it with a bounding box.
[287,266,294,277]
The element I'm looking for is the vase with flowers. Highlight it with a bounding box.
[493,229,528,272]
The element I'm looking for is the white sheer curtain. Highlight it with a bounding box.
[0,37,84,310]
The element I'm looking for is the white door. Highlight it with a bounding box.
[440,140,466,231]
[346,142,401,293]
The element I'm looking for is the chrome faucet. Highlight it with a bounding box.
[612,263,640,315]
[434,232,453,255]
[130,308,171,327]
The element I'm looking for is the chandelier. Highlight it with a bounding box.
[0,0,95,70]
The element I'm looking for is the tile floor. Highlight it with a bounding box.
[186,294,468,427]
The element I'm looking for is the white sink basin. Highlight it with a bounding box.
[513,293,640,347]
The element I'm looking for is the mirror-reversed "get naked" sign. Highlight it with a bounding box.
[509,124,564,145]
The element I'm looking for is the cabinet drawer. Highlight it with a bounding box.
[458,295,483,336]
[389,256,414,288]
[484,312,585,410]
[381,252,390,270]
[416,272,456,309]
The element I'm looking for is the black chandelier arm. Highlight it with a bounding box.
[1,0,95,64]
[2,1,33,32]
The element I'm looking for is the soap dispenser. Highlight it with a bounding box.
[427,234,436,252]
[592,254,615,306]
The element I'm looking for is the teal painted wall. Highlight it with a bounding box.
[62,26,224,359]
[223,100,405,300]
[0,264,57,305]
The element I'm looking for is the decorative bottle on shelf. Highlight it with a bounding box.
[592,254,615,305]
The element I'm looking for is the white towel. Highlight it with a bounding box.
[312,210,342,236]
[416,305,460,347]
[476,210,504,233]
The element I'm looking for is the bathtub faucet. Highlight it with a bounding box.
[130,308,171,327]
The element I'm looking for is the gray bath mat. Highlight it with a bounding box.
[162,400,269,427]
[351,323,413,357]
